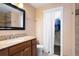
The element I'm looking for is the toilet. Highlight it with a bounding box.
[37,45,43,56]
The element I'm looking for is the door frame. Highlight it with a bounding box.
[52,7,63,56]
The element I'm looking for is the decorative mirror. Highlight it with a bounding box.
[0,3,25,30]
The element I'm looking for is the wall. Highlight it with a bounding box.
[75,3,79,56]
[0,4,36,36]
[36,3,75,56]
[24,4,36,36]
[75,14,79,56]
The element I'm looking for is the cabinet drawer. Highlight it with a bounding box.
[0,48,8,56]
[9,42,26,55]
[32,39,37,45]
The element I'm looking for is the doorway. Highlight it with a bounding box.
[53,7,63,56]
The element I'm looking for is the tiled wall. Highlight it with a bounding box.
[0,33,27,41]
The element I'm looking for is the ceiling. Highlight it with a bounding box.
[30,3,50,8]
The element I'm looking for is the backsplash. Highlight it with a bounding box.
[0,33,27,41]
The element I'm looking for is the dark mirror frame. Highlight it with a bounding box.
[0,3,25,30]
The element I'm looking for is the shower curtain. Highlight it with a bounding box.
[43,9,55,55]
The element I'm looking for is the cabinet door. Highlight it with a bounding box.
[9,42,26,55]
[12,51,23,56]
[23,47,31,56]
[0,49,8,56]
[32,45,37,56]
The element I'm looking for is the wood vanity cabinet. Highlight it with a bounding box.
[8,40,32,56]
[0,38,37,56]
[0,48,8,56]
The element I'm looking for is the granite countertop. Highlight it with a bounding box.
[0,36,36,50]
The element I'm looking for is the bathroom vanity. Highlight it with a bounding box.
[0,36,37,56]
